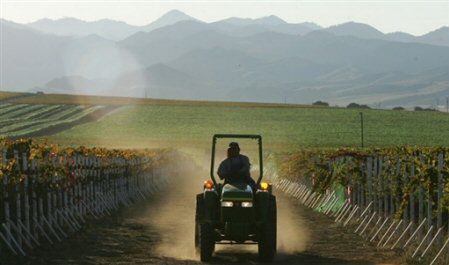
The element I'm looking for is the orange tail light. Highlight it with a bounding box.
[204,180,214,189]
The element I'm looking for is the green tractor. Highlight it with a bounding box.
[195,134,276,262]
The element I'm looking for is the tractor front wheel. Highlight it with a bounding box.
[258,195,277,262]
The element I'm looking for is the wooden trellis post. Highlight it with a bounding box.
[367,157,373,213]
[437,153,443,233]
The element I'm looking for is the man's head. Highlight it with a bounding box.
[229,142,240,151]
[228,142,240,157]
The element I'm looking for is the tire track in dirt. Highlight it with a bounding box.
[12,168,402,265]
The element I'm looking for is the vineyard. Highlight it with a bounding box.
[0,138,176,258]
[0,103,110,137]
[270,147,449,264]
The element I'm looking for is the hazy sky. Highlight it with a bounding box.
[1,0,449,35]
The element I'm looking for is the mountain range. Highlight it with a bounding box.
[1,10,449,107]
[26,10,197,41]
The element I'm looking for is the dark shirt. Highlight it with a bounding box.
[217,154,253,185]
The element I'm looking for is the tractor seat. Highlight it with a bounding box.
[221,183,253,201]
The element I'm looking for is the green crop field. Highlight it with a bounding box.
[3,92,449,151]
[47,103,449,152]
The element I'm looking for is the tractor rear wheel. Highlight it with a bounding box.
[195,195,202,254]
[195,194,215,261]
[198,223,215,261]
[258,195,277,262]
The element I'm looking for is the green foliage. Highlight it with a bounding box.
[0,138,167,194]
[275,146,449,219]
[347,103,370,109]
[312,101,329,107]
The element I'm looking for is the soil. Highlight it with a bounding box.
[5,169,404,265]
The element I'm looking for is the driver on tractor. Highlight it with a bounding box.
[217,142,257,190]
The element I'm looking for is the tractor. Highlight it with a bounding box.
[195,134,276,262]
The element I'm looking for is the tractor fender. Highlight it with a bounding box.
[197,190,219,223]
[255,191,273,223]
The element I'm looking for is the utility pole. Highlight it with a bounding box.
[360,112,364,148]
[446,97,449,112]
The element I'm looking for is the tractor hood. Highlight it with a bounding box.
[221,183,253,201]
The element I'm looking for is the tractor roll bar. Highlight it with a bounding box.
[210,134,263,186]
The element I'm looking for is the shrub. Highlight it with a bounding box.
[347,103,370,109]
[312,101,329,107]
[414,106,436,112]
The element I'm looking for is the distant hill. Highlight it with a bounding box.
[140,9,197,32]
[36,75,114,95]
[1,20,70,91]
[210,15,320,37]
[417,27,449,47]
[1,21,139,91]
[39,64,213,99]
[2,12,449,107]
[219,15,287,26]
[1,19,31,30]
[28,18,140,41]
[385,32,415,42]
[22,10,449,46]
[324,22,385,39]
[317,22,449,47]
[27,9,197,40]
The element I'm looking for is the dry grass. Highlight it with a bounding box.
[0,91,28,100]
[8,92,319,109]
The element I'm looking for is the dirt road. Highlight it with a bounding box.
[11,169,402,265]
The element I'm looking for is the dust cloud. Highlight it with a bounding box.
[276,195,310,254]
[147,166,202,260]
[135,149,310,261]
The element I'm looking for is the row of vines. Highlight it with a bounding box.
[273,146,449,264]
[0,138,176,259]
[0,103,106,137]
